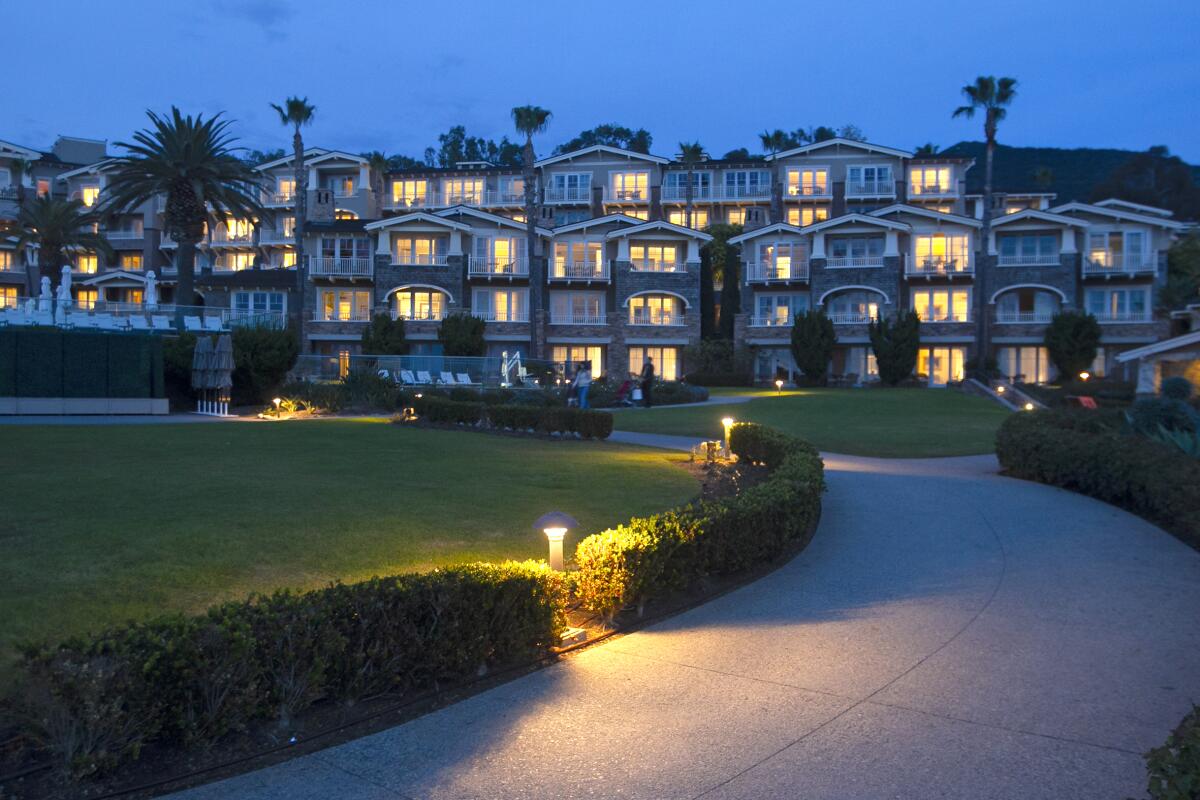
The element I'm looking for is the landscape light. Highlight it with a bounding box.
[775,378,783,394]
[533,511,578,571]
[996,385,1005,394]
[1024,402,1035,411]
[273,397,282,417]
[1079,371,1090,381]
[721,417,735,455]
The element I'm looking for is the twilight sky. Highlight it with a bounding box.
[6,0,1200,163]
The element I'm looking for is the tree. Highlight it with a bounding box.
[678,141,704,230]
[423,126,521,168]
[242,148,286,166]
[722,147,756,161]
[1033,166,1055,191]
[363,151,390,211]
[438,312,486,356]
[789,310,836,385]
[869,311,921,386]
[512,105,552,357]
[6,158,34,294]
[914,142,940,156]
[105,108,263,318]
[1090,146,1200,220]
[953,75,1018,365]
[759,129,790,222]
[705,223,742,339]
[1044,311,1101,379]
[270,96,316,341]
[361,313,408,355]
[553,124,652,155]
[14,196,112,291]
[699,253,716,338]
[836,124,867,142]
[1160,233,1200,309]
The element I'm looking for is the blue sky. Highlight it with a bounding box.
[6,0,1200,162]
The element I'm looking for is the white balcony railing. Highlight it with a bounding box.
[845,181,895,197]
[309,256,373,278]
[393,309,447,322]
[484,190,525,206]
[468,256,529,276]
[827,312,879,325]
[826,256,884,269]
[915,311,973,323]
[549,261,611,281]
[545,186,592,204]
[711,183,771,201]
[392,254,449,267]
[630,259,686,273]
[211,231,255,245]
[313,309,372,322]
[105,230,144,240]
[908,184,956,197]
[786,184,831,198]
[745,262,810,282]
[997,253,1059,267]
[749,315,795,327]
[629,314,685,326]
[472,310,530,323]
[995,310,1054,324]
[660,185,712,202]
[549,313,607,325]
[1083,255,1156,275]
[444,193,484,206]
[1093,311,1152,323]
[259,231,294,245]
[384,195,437,210]
[263,192,295,206]
[906,258,973,276]
[605,187,649,203]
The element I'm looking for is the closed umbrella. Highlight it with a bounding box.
[214,335,234,416]
[191,336,212,392]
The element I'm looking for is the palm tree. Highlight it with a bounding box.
[914,142,940,156]
[760,129,790,222]
[271,97,316,334]
[363,151,390,214]
[15,196,112,295]
[953,75,1017,367]
[104,107,262,318]
[678,141,705,230]
[512,105,552,357]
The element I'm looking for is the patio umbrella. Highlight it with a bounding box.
[214,335,234,390]
[191,335,213,391]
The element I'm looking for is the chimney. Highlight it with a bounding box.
[309,188,334,223]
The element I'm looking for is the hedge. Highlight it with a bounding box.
[14,561,567,778]
[1146,705,1200,800]
[573,423,824,618]
[995,410,1200,549]
[409,395,614,440]
[0,329,163,399]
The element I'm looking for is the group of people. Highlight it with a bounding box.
[564,357,656,409]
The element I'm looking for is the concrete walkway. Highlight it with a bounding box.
[170,447,1200,800]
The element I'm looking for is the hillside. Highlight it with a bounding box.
[939,141,1200,204]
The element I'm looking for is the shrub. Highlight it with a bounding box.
[1044,311,1101,379]
[162,333,197,407]
[682,340,753,385]
[438,313,486,357]
[13,562,565,778]
[1145,705,1200,800]
[231,325,300,406]
[790,310,835,384]
[277,379,347,413]
[1127,397,1199,435]
[1162,376,1194,401]
[573,422,824,619]
[869,311,921,386]
[408,396,613,439]
[996,410,1200,548]
[360,313,408,356]
[342,368,404,410]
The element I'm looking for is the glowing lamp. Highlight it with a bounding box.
[721,416,735,455]
[1024,402,1035,411]
[996,385,1005,394]
[534,511,578,571]
[1079,371,1090,381]
[273,397,282,417]
[775,378,784,394]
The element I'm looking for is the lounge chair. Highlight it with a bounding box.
[94,314,123,330]
[455,372,474,385]
[400,369,418,385]
[377,369,391,380]
[439,371,456,385]
[203,316,224,332]
[416,370,434,385]
[151,315,172,330]
[31,310,54,326]
[183,316,203,332]
[128,316,151,331]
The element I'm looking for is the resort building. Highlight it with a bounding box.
[1,134,1189,384]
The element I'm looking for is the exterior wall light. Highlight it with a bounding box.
[534,511,578,571]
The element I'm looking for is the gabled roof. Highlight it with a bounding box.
[1050,201,1186,229]
[552,214,645,235]
[766,138,913,161]
[434,205,553,237]
[989,208,1088,228]
[1094,198,1174,218]
[0,140,44,160]
[869,204,982,228]
[1115,330,1200,363]
[55,158,121,181]
[254,147,349,171]
[801,213,910,234]
[363,212,472,232]
[727,222,807,244]
[535,144,669,169]
[604,219,714,242]
[80,270,148,286]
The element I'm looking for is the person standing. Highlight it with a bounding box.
[640,356,655,408]
[575,362,592,409]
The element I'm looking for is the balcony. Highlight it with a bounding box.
[549,312,607,325]
[906,258,973,277]
[312,310,372,322]
[630,259,686,273]
[995,310,1054,324]
[549,261,611,282]
[383,195,438,211]
[605,187,649,204]
[468,256,529,277]
[1083,255,1156,276]
[393,308,447,322]
[845,180,895,199]
[545,186,592,204]
[711,184,771,201]
[263,192,295,207]
[827,312,878,325]
[259,231,294,245]
[997,253,1059,267]
[825,256,884,269]
[785,184,831,199]
[105,230,144,241]
[484,190,525,206]
[1093,311,1152,324]
[309,256,373,278]
[210,230,255,246]
[748,315,794,327]
[908,184,957,199]
[914,311,973,323]
[629,314,685,327]
[661,185,713,202]
[472,310,530,323]
[745,262,810,283]
[393,254,449,268]
[443,192,485,207]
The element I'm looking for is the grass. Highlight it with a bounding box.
[0,421,697,673]
[619,388,1010,457]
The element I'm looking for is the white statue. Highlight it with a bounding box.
[144,271,158,309]
[57,266,72,315]
[38,276,52,313]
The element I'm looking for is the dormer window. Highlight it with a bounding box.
[909,166,952,195]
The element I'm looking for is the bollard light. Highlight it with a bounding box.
[775,378,783,394]
[996,385,1006,394]
[534,511,578,571]
[273,397,282,417]
[1079,371,1090,381]
[1024,402,1035,411]
[721,417,735,456]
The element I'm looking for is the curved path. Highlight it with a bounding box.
[172,447,1200,800]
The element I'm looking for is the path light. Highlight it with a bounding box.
[996,385,1006,394]
[273,397,282,417]
[722,416,735,456]
[534,511,578,571]
[1079,371,1090,381]
[775,378,784,394]
[1024,402,1035,411]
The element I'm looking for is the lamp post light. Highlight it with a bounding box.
[775,378,783,394]
[721,416,735,457]
[534,511,578,571]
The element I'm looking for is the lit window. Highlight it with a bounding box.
[913,233,969,272]
[395,237,445,266]
[444,178,484,205]
[620,209,649,220]
[611,172,648,201]
[909,166,952,195]
[911,288,971,322]
[36,179,51,198]
[221,252,256,271]
[276,178,295,200]
[472,237,527,272]
[73,288,98,309]
[76,254,98,273]
[629,294,682,325]
[0,286,19,308]
[0,250,11,269]
[550,291,604,324]
[329,176,356,196]
[727,208,746,225]
[320,289,372,321]
[786,169,828,197]
[79,185,100,206]
[916,347,967,385]
[997,346,1054,384]
[221,218,253,241]
[552,242,604,277]
[553,345,603,377]
[786,206,829,227]
[126,289,144,305]
[754,293,809,326]
[335,210,358,220]
[120,253,143,271]
[472,288,528,321]
[391,179,427,207]
[628,346,679,381]
[279,250,297,268]
[756,241,808,279]
[393,289,447,321]
[630,244,679,272]
[668,209,709,229]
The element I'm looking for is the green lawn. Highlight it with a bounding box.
[619,388,1010,457]
[0,421,697,672]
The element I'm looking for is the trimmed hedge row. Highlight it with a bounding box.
[996,410,1200,548]
[14,562,567,778]
[409,395,614,440]
[0,328,164,399]
[573,423,825,618]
